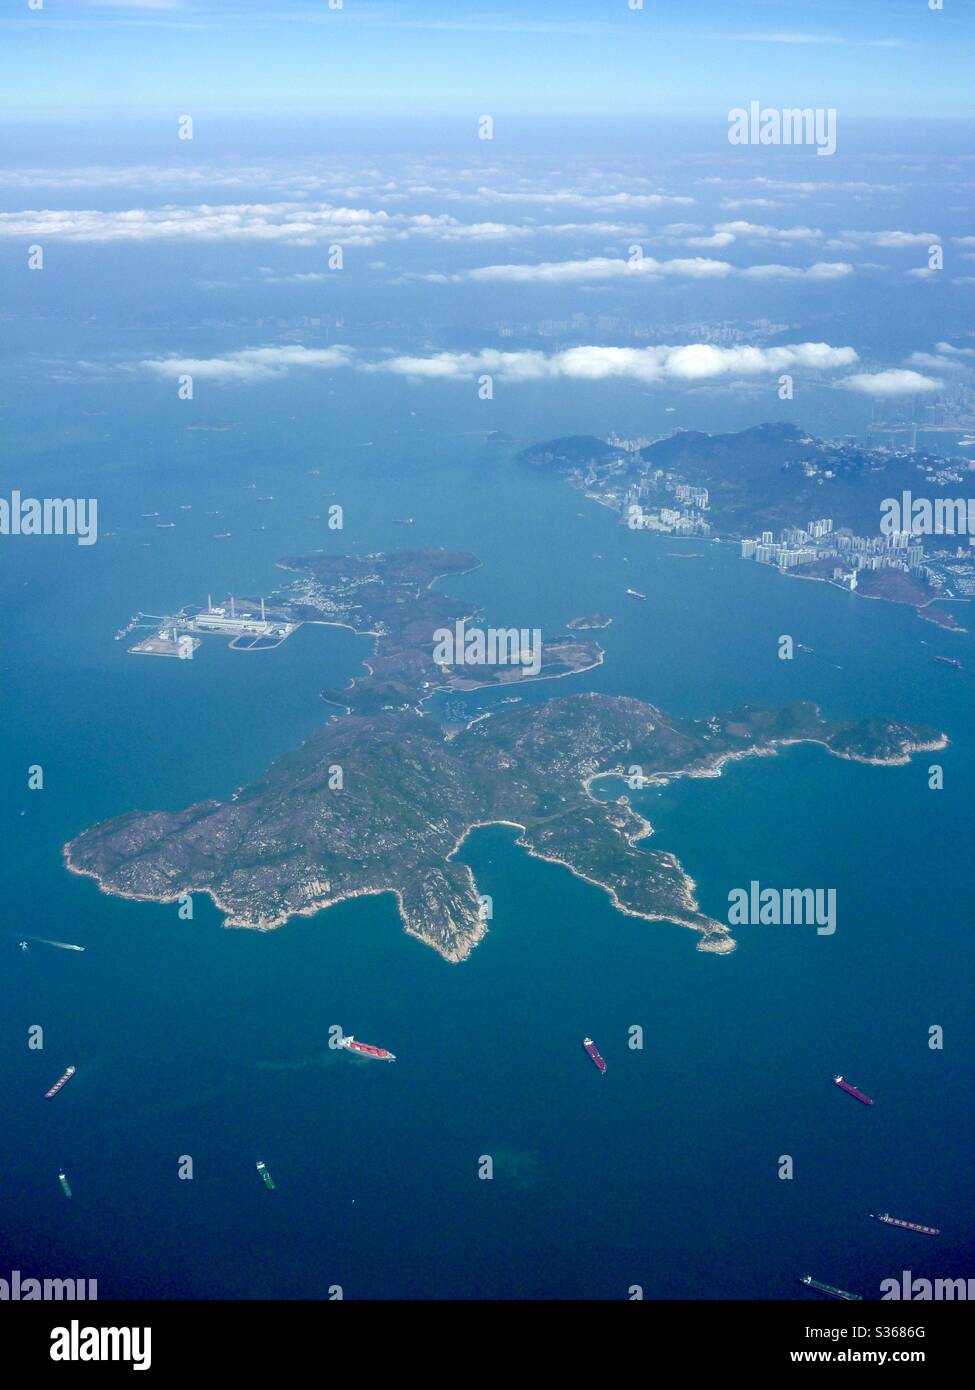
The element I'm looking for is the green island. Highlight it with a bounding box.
[64,548,946,962]
[277,548,601,711]
[567,614,613,630]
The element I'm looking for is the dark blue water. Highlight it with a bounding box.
[2,377,972,1299]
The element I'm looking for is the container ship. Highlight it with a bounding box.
[338,1035,396,1062]
[256,1160,276,1191]
[800,1275,861,1301]
[872,1212,939,1236]
[833,1074,873,1105]
[625,588,647,600]
[44,1066,76,1099]
[583,1037,607,1073]
[58,1169,72,1200]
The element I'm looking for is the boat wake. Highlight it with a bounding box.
[7,933,85,952]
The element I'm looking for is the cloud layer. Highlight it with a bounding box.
[140,345,354,382]
[0,202,623,247]
[370,343,859,384]
[134,340,859,387]
[432,254,853,286]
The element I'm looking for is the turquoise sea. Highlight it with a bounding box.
[1,372,973,1299]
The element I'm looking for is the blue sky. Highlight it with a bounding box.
[2,0,973,118]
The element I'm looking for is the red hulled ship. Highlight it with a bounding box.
[833,1074,873,1105]
[583,1037,607,1073]
[338,1035,396,1062]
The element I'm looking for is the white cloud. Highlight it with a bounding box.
[457,255,733,285]
[435,253,851,286]
[0,200,654,249]
[839,369,942,397]
[371,342,859,385]
[474,187,694,209]
[906,352,970,372]
[934,342,975,358]
[714,220,823,243]
[0,203,393,246]
[140,345,354,383]
[258,270,329,284]
[684,232,737,249]
[835,230,940,249]
[719,31,906,49]
[740,261,853,281]
[904,345,974,374]
[130,339,869,390]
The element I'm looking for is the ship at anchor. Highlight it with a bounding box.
[337,1035,396,1062]
[833,1074,873,1105]
[44,1066,77,1100]
[872,1212,939,1236]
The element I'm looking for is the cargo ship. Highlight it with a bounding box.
[256,1160,276,1191]
[58,1169,72,1199]
[44,1066,76,1099]
[872,1212,939,1236]
[583,1037,607,1073]
[337,1035,396,1062]
[833,1074,873,1105]
[625,588,647,600]
[934,655,962,669]
[800,1275,861,1301]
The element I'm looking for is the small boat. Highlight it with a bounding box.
[800,1275,861,1301]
